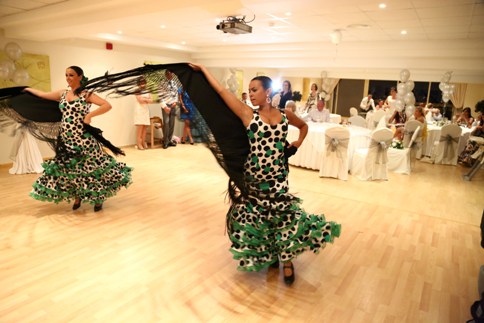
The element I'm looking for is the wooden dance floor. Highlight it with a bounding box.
[0,144,483,322]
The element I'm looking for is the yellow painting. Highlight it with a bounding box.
[0,52,51,91]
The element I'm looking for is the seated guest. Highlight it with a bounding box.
[303,83,319,113]
[375,99,385,111]
[307,99,330,122]
[285,100,297,113]
[472,112,483,136]
[360,93,375,113]
[456,107,474,128]
[432,108,443,121]
[389,108,407,140]
[413,106,427,140]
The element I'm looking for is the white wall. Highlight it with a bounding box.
[0,37,190,164]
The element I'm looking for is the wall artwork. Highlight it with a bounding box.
[0,43,51,91]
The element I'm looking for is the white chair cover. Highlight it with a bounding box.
[349,107,358,117]
[376,116,387,129]
[319,126,350,180]
[351,128,393,180]
[348,115,366,128]
[433,124,462,165]
[387,126,420,175]
[403,120,423,159]
[9,127,44,174]
[372,110,386,128]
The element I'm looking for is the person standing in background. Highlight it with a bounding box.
[134,76,152,150]
[278,80,293,111]
[159,70,179,149]
[178,86,195,144]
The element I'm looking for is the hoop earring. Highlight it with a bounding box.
[266,96,271,104]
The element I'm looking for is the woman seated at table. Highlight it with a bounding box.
[388,107,407,139]
[458,114,484,167]
[306,99,330,122]
[456,107,474,128]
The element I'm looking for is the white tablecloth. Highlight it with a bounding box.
[287,122,371,170]
[422,124,472,157]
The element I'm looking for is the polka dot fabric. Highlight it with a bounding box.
[30,91,132,205]
[227,110,341,272]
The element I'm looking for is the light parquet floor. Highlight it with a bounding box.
[0,144,483,323]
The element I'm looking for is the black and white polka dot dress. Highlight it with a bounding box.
[227,110,341,271]
[30,91,132,206]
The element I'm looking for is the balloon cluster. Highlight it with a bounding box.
[0,42,30,85]
[439,71,454,103]
[395,69,416,118]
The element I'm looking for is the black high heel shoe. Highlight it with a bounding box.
[94,203,103,212]
[72,199,81,210]
[283,262,295,285]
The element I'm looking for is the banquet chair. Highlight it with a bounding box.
[432,124,462,165]
[319,126,350,180]
[348,115,366,128]
[349,107,358,117]
[147,116,163,148]
[351,127,393,180]
[387,126,420,175]
[402,120,423,159]
[372,110,386,129]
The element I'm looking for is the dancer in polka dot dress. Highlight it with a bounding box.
[24,66,132,212]
[190,63,340,285]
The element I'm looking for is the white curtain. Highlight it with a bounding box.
[450,83,467,109]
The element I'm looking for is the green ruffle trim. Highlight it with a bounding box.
[228,200,341,272]
[30,166,133,205]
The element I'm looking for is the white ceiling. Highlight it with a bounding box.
[1,0,484,82]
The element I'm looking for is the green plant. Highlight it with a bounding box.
[292,91,302,102]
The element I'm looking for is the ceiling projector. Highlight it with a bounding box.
[216,17,252,34]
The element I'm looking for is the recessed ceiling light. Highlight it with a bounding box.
[160,25,166,29]
[401,30,407,35]
[116,30,123,34]
[181,41,186,45]
[285,12,292,16]
[379,3,386,9]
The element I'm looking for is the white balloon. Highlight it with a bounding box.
[4,42,23,61]
[442,71,452,83]
[395,99,404,111]
[442,93,450,103]
[449,84,455,93]
[325,94,331,101]
[405,80,415,92]
[0,60,15,79]
[396,91,404,100]
[443,83,450,93]
[12,68,29,85]
[404,92,415,106]
[400,69,410,82]
[397,82,407,95]
[439,82,446,91]
[405,105,415,118]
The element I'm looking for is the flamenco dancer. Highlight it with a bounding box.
[187,63,340,285]
[3,66,132,212]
